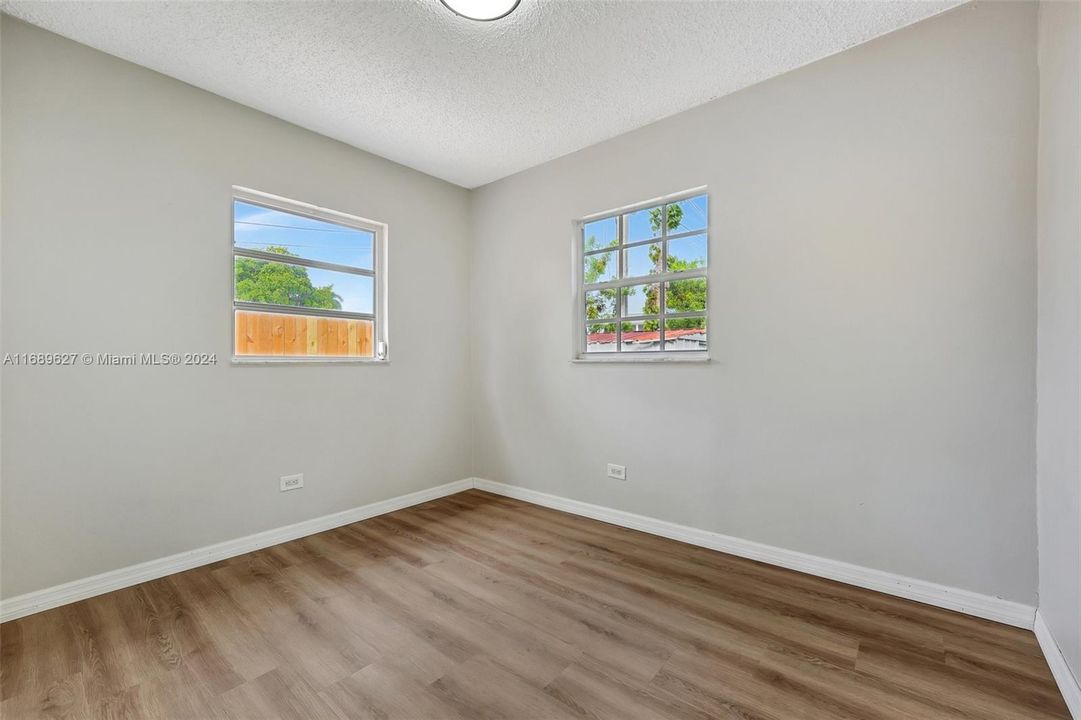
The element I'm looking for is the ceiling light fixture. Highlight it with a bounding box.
[440,0,520,21]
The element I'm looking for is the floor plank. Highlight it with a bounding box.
[0,490,1068,719]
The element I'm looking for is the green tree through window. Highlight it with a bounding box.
[636,205,706,330]
[235,246,342,310]
[584,235,616,324]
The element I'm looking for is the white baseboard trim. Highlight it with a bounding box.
[0,477,1039,634]
[0,478,474,623]
[472,478,1037,630]
[1035,610,1081,719]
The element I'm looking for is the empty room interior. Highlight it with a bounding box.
[1,0,1080,718]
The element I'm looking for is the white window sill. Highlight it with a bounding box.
[572,354,711,364]
[231,357,389,365]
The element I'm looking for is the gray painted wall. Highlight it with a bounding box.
[0,18,472,598]
[1037,0,1081,685]
[0,3,1052,611]
[469,2,1039,603]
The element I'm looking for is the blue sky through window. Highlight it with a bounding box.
[667,234,707,269]
[301,266,373,314]
[583,216,618,249]
[625,242,659,278]
[669,195,708,234]
[233,201,373,269]
[626,207,661,242]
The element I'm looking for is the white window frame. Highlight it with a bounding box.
[572,187,710,363]
[231,186,389,364]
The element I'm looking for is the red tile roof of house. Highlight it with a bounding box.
[586,327,705,344]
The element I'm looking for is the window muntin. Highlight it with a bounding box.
[232,188,387,361]
[578,191,708,358]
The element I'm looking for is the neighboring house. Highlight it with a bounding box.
[586,327,707,352]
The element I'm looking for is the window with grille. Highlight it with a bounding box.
[575,190,708,359]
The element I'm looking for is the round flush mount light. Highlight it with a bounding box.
[440,0,520,21]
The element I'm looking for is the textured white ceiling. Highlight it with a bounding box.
[2,0,962,188]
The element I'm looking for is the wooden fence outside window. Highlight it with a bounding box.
[234,310,373,358]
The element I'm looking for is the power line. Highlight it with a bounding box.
[236,242,368,251]
[235,220,360,233]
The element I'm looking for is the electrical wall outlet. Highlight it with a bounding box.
[607,463,626,480]
[280,473,304,492]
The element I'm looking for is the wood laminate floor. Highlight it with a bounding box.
[0,490,1069,719]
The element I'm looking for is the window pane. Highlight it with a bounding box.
[621,321,662,352]
[622,282,659,317]
[235,257,373,314]
[667,194,708,235]
[626,206,663,242]
[666,234,707,271]
[234,201,373,270]
[585,288,617,320]
[583,250,617,284]
[624,242,661,279]
[664,278,707,314]
[648,204,686,236]
[583,217,618,250]
[235,310,374,358]
[664,317,707,352]
[585,322,617,353]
